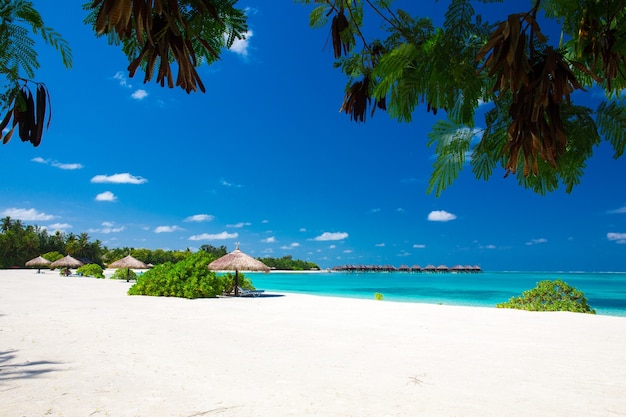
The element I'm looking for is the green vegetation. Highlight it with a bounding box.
[4,2,626,195]
[0,216,192,268]
[258,255,320,271]
[76,264,105,278]
[375,292,384,301]
[128,251,225,299]
[300,1,626,196]
[497,279,596,314]
[221,272,255,295]
[110,268,137,281]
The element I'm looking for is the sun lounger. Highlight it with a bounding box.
[237,286,265,297]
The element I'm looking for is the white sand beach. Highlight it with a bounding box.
[2,269,626,417]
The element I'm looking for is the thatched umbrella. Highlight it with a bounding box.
[50,255,84,275]
[25,255,51,273]
[108,255,149,282]
[208,245,270,296]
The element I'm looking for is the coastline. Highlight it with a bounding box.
[2,269,626,417]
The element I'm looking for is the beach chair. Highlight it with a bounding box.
[237,286,265,297]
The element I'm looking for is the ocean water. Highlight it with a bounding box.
[243,271,626,317]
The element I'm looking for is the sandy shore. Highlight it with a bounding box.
[2,269,625,417]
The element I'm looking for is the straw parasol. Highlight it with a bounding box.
[108,255,149,281]
[25,255,51,273]
[50,255,84,276]
[208,244,270,296]
[50,255,84,269]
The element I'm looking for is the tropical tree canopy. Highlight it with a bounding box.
[299,0,626,195]
[2,0,626,196]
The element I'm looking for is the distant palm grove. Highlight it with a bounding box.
[0,217,320,270]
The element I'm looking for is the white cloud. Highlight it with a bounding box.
[262,236,276,243]
[427,210,457,222]
[114,71,131,87]
[343,249,353,253]
[375,243,385,247]
[88,222,125,234]
[184,214,214,222]
[525,238,548,246]
[2,207,55,221]
[370,208,381,213]
[329,245,336,249]
[280,242,300,250]
[413,244,426,249]
[53,162,83,170]
[313,232,349,241]
[607,232,626,244]
[220,178,242,188]
[229,30,253,56]
[299,228,307,232]
[91,173,147,184]
[31,157,83,170]
[47,223,71,232]
[95,191,117,202]
[227,222,252,228]
[608,206,626,214]
[154,225,183,233]
[189,232,239,241]
[131,89,148,100]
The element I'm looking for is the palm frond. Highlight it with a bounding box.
[426,118,474,196]
[597,99,626,158]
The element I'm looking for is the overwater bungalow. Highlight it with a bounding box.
[331,263,481,273]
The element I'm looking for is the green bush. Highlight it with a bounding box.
[76,263,105,278]
[375,292,384,301]
[42,251,63,262]
[128,251,225,299]
[497,279,596,314]
[221,272,255,295]
[110,268,138,281]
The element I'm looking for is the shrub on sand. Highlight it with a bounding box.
[128,251,225,299]
[221,272,255,295]
[375,292,384,301]
[76,264,105,278]
[497,279,596,314]
[110,268,137,281]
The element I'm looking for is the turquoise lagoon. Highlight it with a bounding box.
[244,270,626,317]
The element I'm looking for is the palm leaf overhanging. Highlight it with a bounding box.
[0,0,70,147]
[300,0,626,196]
[85,0,248,93]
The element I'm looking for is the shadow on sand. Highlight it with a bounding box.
[0,350,62,381]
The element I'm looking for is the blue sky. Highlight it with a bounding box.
[1,1,626,272]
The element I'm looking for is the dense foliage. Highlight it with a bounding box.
[0,216,192,268]
[76,263,105,278]
[300,0,626,195]
[110,268,138,280]
[83,0,247,93]
[128,251,225,298]
[497,279,596,313]
[6,1,626,195]
[199,244,228,259]
[258,255,320,270]
[221,272,255,295]
[0,0,72,146]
